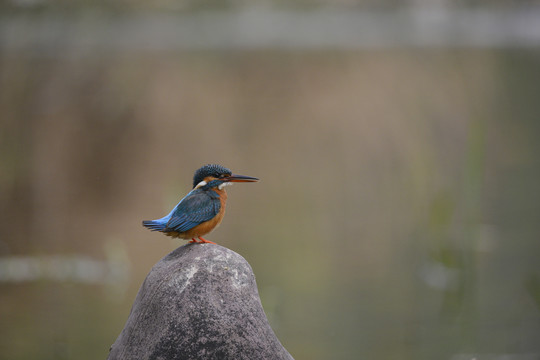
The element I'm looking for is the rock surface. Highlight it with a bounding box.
[108,244,294,360]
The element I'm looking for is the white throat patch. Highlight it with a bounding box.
[218,182,233,190]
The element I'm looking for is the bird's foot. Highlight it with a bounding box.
[198,237,216,244]
[189,239,198,243]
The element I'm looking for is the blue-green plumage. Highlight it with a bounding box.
[166,188,221,232]
[142,187,221,234]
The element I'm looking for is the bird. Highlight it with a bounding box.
[142,164,259,244]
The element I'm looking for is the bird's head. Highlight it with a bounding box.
[192,164,259,190]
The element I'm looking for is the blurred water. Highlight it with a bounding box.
[0,255,128,285]
[2,8,540,53]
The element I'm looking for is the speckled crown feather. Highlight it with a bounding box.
[192,164,232,188]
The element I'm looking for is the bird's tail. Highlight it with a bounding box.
[142,220,166,232]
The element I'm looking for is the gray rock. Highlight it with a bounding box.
[108,244,294,360]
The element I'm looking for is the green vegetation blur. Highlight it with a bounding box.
[1,3,540,360]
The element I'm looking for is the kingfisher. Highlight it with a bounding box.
[142,164,259,244]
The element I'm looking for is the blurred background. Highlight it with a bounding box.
[1,1,540,359]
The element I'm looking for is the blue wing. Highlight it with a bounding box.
[142,189,221,233]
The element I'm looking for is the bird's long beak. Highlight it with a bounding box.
[224,174,259,183]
